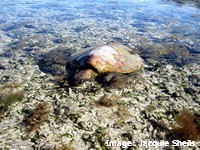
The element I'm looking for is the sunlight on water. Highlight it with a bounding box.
[0,0,199,64]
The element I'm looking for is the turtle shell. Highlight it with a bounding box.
[66,43,144,84]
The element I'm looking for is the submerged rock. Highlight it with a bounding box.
[38,48,72,76]
[66,43,144,85]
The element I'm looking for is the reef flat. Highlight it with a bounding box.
[0,0,199,149]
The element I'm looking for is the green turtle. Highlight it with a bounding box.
[66,43,144,85]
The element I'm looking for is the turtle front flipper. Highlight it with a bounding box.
[67,69,97,85]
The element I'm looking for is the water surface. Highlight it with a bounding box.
[0,0,199,67]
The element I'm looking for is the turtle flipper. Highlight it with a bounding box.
[67,69,97,85]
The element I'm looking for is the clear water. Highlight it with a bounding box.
[0,0,200,66]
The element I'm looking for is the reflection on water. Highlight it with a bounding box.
[167,0,200,8]
[0,0,199,65]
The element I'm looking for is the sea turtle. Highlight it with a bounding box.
[66,43,144,85]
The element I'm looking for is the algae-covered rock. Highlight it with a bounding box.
[38,48,72,76]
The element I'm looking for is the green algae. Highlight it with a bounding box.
[0,92,24,111]
[0,83,24,115]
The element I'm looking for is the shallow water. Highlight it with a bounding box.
[0,0,200,67]
[0,1,200,149]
